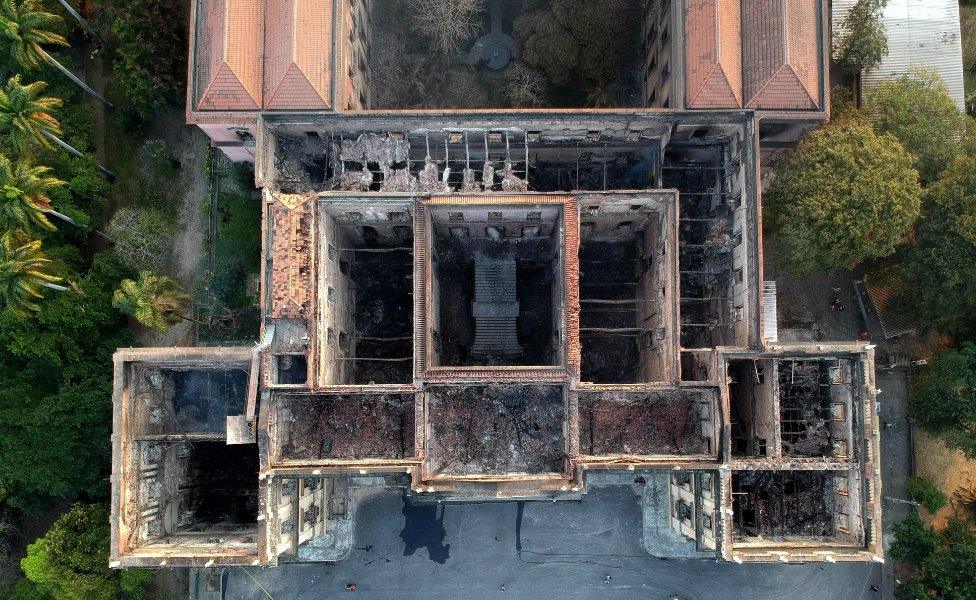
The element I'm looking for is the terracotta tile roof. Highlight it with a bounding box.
[741,0,821,110]
[194,0,264,111]
[263,0,334,110]
[684,0,742,108]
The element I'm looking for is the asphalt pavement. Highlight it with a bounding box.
[216,485,882,600]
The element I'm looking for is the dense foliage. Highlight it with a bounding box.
[764,117,921,275]
[834,0,889,76]
[891,515,976,600]
[909,343,976,458]
[898,155,976,339]
[17,504,149,599]
[110,0,187,122]
[513,0,639,105]
[866,73,968,182]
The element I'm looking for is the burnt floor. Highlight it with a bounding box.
[579,389,711,456]
[352,247,414,384]
[579,241,641,383]
[435,238,557,366]
[731,471,835,540]
[426,384,565,476]
[278,394,415,461]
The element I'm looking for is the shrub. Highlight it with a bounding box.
[906,476,948,513]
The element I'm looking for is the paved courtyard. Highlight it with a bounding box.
[208,485,881,600]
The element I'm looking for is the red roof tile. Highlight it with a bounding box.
[684,0,742,108]
[263,0,334,110]
[741,0,821,110]
[194,0,264,111]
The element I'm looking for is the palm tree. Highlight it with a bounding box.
[0,0,110,107]
[0,229,65,315]
[0,75,113,178]
[0,153,66,232]
[113,271,191,333]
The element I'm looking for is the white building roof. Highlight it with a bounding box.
[833,0,966,110]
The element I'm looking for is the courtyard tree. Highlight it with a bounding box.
[504,62,548,107]
[898,155,976,339]
[909,342,976,457]
[865,72,967,182]
[409,0,485,56]
[0,0,111,107]
[113,270,190,333]
[0,154,66,233]
[833,0,889,76]
[20,504,150,599]
[0,230,64,315]
[764,117,921,276]
[513,0,639,97]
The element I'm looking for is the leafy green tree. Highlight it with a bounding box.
[513,0,639,103]
[909,343,976,457]
[866,72,968,182]
[0,230,64,315]
[110,0,186,120]
[906,476,948,513]
[833,0,889,76]
[113,271,189,333]
[21,504,150,599]
[0,0,111,106]
[898,155,976,339]
[0,253,129,511]
[764,117,921,275]
[0,154,65,233]
[890,515,976,600]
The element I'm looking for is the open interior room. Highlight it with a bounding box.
[577,195,677,383]
[318,200,415,384]
[426,202,564,368]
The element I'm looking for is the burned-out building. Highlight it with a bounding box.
[111,0,881,569]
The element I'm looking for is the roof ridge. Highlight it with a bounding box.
[199,61,261,109]
[783,63,818,106]
[688,63,721,106]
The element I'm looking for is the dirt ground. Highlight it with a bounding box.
[914,430,976,529]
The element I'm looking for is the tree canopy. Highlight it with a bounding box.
[764,116,921,276]
[909,342,976,457]
[890,515,976,600]
[513,0,639,102]
[898,155,976,339]
[19,503,149,599]
[0,253,130,512]
[866,72,968,182]
[833,0,889,76]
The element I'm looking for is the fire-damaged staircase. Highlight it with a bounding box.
[471,252,522,357]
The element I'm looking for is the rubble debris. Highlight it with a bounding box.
[427,385,565,475]
[579,389,711,455]
[279,394,415,460]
